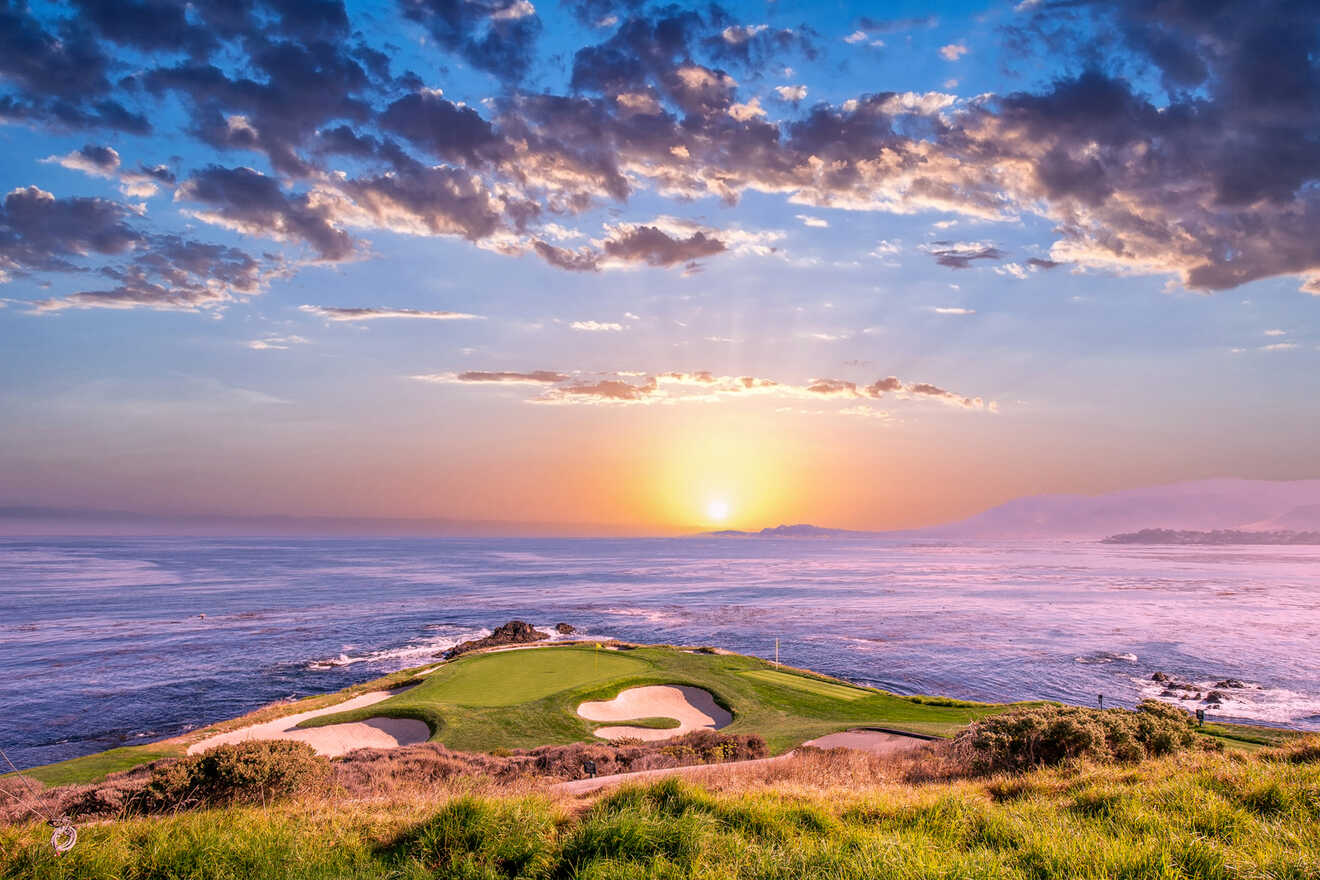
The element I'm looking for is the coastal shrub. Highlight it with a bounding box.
[388,796,559,879]
[954,701,1201,773]
[142,740,329,811]
[1266,733,1320,764]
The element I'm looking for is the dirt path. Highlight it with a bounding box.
[552,728,933,795]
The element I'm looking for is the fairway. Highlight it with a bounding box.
[412,647,648,706]
[739,668,872,701]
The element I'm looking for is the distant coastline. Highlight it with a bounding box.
[1103,528,1320,545]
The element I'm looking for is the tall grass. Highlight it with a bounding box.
[4,737,1319,879]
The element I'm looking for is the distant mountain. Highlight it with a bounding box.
[702,523,872,538]
[1103,528,1320,545]
[701,478,1320,541]
[920,478,1320,540]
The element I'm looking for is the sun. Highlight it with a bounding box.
[706,498,731,523]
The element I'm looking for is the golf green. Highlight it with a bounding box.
[410,647,648,706]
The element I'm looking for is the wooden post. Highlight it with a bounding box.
[775,638,779,669]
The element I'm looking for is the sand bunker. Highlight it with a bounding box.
[578,685,732,741]
[803,729,930,755]
[187,690,429,758]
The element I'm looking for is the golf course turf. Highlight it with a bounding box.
[9,642,1289,788]
[297,643,1015,753]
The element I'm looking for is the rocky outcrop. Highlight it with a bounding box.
[1215,679,1247,689]
[440,621,550,659]
[554,623,575,634]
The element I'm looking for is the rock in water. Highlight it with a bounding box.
[555,622,575,634]
[1151,672,1170,683]
[440,620,551,658]
[1214,679,1247,689]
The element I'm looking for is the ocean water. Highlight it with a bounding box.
[1,536,1318,770]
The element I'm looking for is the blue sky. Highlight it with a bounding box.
[1,0,1317,532]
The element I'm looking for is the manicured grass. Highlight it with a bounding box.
[14,745,184,788]
[11,643,1294,788]
[594,716,683,731]
[739,668,872,700]
[5,744,1320,879]
[302,644,1024,754]
[413,647,649,706]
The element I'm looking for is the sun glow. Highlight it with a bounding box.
[706,498,730,522]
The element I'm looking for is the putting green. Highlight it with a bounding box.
[739,668,872,701]
[409,646,649,706]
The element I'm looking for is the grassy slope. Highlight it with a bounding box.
[11,644,1291,788]
[301,644,1017,753]
[10,666,429,788]
[4,746,1320,879]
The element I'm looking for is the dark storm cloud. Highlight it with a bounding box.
[34,237,273,312]
[3,0,1320,299]
[379,90,507,165]
[0,1,149,132]
[0,187,280,313]
[532,223,727,272]
[0,186,141,275]
[144,36,377,177]
[68,0,218,57]
[922,241,1006,270]
[177,166,357,261]
[399,0,542,83]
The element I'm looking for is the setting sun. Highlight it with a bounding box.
[706,499,730,522]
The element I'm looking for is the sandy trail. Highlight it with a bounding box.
[187,690,429,757]
[554,729,931,794]
[802,729,934,755]
[577,685,732,741]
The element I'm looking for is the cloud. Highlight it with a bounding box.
[939,42,968,61]
[29,234,276,312]
[1263,328,1287,337]
[415,370,569,384]
[0,186,141,276]
[178,166,356,261]
[401,0,543,83]
[3,0,1319,303]
[42,145,121,178]
[299,305,484,322]
[796,214,829,228]
[248,335,309,350]
[417,367,993,410]
[931,307,975,315]
[570,320,624,331]
[533,219,730,272]
[922,241,1005,269]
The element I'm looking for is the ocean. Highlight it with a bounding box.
[2,536,1317,770]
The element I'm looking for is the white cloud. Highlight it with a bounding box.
[721,24,767,44]
[995,262,1029,279]
[490,0,534,20]
[843,30,868,44]
[931,307,976,315]
[1264,328,1287,336]
[796,214,829,228]
[247,335,309,351]
[939,42,969,61]
[775,85,808,102]
[570,320,624,331]
[728,97,766,122]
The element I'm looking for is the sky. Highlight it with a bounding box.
[0,0,1318,534]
